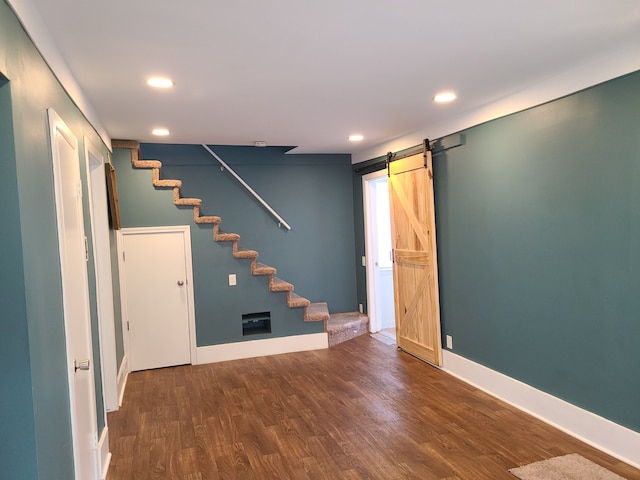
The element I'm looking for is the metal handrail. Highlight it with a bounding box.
[201,144,292,230]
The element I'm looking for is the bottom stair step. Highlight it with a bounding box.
[305,302,330,322]
[326,312,369,347]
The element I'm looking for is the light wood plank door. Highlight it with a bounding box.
[389,149,442,365]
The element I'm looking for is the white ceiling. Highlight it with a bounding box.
[16,0,640,161]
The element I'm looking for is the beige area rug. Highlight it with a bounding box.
[510,454,627,480]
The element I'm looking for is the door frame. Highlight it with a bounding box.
[49,109,99,480]
[116,225,197,371]
[363,168,391,333]
[84,138,118,413]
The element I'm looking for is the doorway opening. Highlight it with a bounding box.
[363,170,396,343]
[84,140,118,413]
[49,109,99,479]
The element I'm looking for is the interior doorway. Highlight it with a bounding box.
[363,170,396,342]
[117,226,196,372]
[84,139,118,413]
[49,109,99,480]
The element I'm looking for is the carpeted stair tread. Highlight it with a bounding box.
[253,262,276,276]
[154,178,183,188]
[174,198,202,206]
[270,277,293,292]
[326,312,369,332]
[193,206,221,225]
[305,302,330,322]
[152,169,182,188]
[172,187,202,206]
[215,232,240,242]
[134,159,162,169]
[194,214,221,225]
[288,292,310,308]
[234,249,258,259]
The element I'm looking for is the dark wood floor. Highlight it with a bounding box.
[107,335,640,480]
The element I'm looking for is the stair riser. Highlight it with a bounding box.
[328,321,369,347]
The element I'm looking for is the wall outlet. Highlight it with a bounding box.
[228,273,237,286]
[446,335,453,350]
[359,303,364,314]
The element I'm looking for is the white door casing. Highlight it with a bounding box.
[84,138,118,413]
[49,109,98,480]
[118,226,196,371]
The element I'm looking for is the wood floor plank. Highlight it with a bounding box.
[107,335,640,480]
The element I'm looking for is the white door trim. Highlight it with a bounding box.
[362,169,389,332]
[117,225,198,369]
[49,108,99,480]
[115,232,130,378]
[84,138,118,413]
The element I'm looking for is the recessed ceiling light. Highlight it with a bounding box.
[349,134,364,142]
[433,91,457,103]
[147,77,174,88]
[152,128,170,136]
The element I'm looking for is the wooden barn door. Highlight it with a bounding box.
[388,144,442,366]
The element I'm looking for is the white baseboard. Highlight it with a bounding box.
[196,332,328,364]
[97,426,111,480]
[116,355,129,408]
[442,350,640,469]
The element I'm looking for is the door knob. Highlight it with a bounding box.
[74,359,90,372]
[177,280,185,286]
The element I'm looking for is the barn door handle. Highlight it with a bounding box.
[177,280,185,286]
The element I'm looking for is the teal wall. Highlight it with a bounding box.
[1,2,112,477]
[112,144,357,346]
[354,71,640,432]
[0,75,38,480]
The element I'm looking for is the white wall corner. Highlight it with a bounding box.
[196,332,328,365]
[442,350,640,469]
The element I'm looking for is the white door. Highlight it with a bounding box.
[119,227,194,371]
[49,109,98,480]
[363,170,396,333]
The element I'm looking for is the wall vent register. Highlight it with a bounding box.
[242,312,271,336]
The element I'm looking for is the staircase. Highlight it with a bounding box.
[112,140,368,346]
